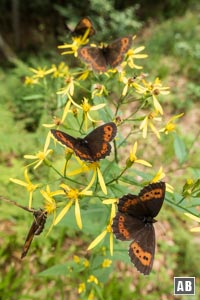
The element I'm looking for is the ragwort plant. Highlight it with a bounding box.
[8,27,200,299]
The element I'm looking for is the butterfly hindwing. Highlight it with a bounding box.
[78,47,107,72]
[129,225,155,275]
[112,212,146,241]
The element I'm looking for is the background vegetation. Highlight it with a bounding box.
[0,1,200,299]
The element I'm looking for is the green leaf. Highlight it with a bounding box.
[173,134,187,163]
[23,94,44,100]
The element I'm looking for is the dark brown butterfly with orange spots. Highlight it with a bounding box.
[78,35,132,72]
[0,196,47,258]
[51,122,117,162]
[69,17,95,38]
[112,182,166,275]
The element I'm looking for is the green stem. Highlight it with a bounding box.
[106,166,129,185]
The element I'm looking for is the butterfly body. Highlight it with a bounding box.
[78,35,132,72]
[51,122,117,162]
[0,196,47,258]
[21,209,47,258]
[112,182,166,275]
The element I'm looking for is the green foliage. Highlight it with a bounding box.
[1,5,200,300]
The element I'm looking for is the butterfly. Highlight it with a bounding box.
[51,122,117,162]
[69,17,95,38]
[112,182,166,275]
[0,197,47,258]
[78,35,132,72]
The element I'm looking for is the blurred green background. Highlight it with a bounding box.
[0,0,200,299]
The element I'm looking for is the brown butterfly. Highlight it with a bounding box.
[51,122,117,162]
[78,35,132,72]
[1,197,47,258]
[112,182,166,275]
[69,17,95,38]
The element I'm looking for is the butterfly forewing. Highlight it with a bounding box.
[106,36,132,67]
[139,182,166,218]
[72,17,95,37]
[51,129,77,151]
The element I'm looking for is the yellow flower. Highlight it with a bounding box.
[40,185,62,214]
[119,72,138,96]
[58,30,90,57]
[151,167,174,193]
[140,111,161,139]
[51,62,69,78]
[78,282,86,294]
[24,76,38,85]
[66,159,108,195]
[83,259,90,268]
[76,69,91,81]
[134,77,170,115]
[126,42,148,69]
[184,213,200,232]
[29,66,55,79]
[87,275,98,285]
[54,183,92,229]
[160,113,184,134]
[10,168,41,208]
[73,255,80,263]
[88,198,117,255]
[24,132,53,169]
[126,141,152,168]
[102,259,112,268]
[68,94,106,130]
[151,166,165,183]
[40,185,63,235]
[43,99,72,128]
[57,76,75,96]
[91,83,108,98]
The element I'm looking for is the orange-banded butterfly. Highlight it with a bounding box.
[78,35,132,72]
[51,122,117,162]
[112,182,166,275]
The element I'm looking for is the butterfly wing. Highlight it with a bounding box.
[73,17,95,37]
[78,46,107,72]
[21,209,47,258]
[81,122,117,161]
[117,193,149,218]
[139,182,166,218]
[105,35,132,68]
[129,224,155,275]
[112,212,145,241]
[117,182,165,218]
[51,123,117,162]
[51,129,78,152]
